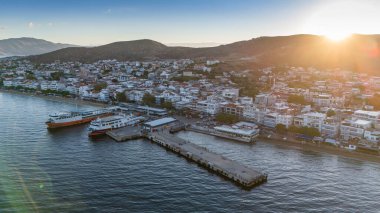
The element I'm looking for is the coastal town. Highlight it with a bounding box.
[1,57,380,155]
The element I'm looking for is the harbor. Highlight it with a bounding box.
[102,116,267,189]
[106,126,144,141]
[149,131,267,189]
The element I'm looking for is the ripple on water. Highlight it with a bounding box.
[1,92,380,212]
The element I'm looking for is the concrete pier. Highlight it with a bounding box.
[106,126,143,142]
[149,131,267,189]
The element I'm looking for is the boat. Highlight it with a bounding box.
[46,108,114,129]
[88,114,145,137]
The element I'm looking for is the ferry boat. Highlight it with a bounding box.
[88,114,145,137]
[46,108,114,129]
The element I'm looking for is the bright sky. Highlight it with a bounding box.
[0,0,379,45]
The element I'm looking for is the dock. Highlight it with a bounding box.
[106,126,144,142]
[148,131,267,189]
[105,118,267,189]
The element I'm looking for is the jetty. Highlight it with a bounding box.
[105,118,267,189]
[148,131,267,189]
[106,126,144,141]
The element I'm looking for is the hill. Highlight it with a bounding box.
[0,37,76,57]
[28,35,380,73]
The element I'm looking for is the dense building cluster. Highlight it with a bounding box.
[1,58,380,149]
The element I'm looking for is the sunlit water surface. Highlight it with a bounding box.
[0,92,380,212]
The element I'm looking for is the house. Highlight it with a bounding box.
[263,112,293,128]
[364,130,380,143]
[353,110,380,127]
[340,119,371,140]
[221,103,244,117]
[321,118,340,138]
[294,112,326,132]
[222,88,239,99]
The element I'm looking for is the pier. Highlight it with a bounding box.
[106,126,144,141]
[148,131,267,189]
[105,119,267,189]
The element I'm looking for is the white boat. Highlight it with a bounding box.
[88,114,145,137]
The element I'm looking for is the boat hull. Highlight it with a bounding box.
[46,113,113,129]
[88,129,110,138]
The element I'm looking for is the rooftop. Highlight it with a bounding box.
[144,117,176,127]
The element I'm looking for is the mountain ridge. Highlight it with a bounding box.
[0,37,77,57]
[27,34,380,74]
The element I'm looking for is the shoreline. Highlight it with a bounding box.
[259,136,380,164]
[0,89,108,108]
[2,88,380,164]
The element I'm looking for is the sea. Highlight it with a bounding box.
[0,91,380,213]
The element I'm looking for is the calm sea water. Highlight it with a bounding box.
[1,92,380,213]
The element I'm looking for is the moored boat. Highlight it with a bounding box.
[46,108,114,129]
[88,114,145,137]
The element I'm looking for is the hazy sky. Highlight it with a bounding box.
[0,0,379,45]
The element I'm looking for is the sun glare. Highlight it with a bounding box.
[303,0,379,41]
[324,32,351,42]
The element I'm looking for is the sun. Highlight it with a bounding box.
[324,32,351,42]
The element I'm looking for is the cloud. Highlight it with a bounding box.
[47,22,54,27]
[28,22,34,29]
[0,26,6,30]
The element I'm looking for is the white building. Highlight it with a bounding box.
[294,112,326,132]
[340,119,371,140]
[222,88,239,99]
[353,110,380,127]
[263,112,293,128]
[364,130,380,143]
[98,89,110,102]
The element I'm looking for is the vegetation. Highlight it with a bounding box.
[288,94,308,105]
[94,82,107,92]
[41,89,70,96]
[142,93,156,106]
[231,76,260,98]
[215,113,239,124]
[275,124,287,134]
[25,73,36,80]
[50,71,64,81]
[287,81,311,89]
[160,101,174,110]
[171,76,199,82]
[116,92,127,102]
[367,94,380,110]
[288,125,320,137]
[326,109,336,117]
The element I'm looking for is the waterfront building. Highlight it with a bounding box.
[213,121,260,143]
[340,119,371,140]
[294,112,326,132]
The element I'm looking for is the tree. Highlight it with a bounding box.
[142,93,156,106]
[326,109,336,117]
[116,92,127,102]
[161,101,174,110]
[25,73,36,80]
[288,94,307,105]
[275,124,287,134]
[94,82,107,92]
[215,113,239,124]
[367,94,380,110]
[50,71,64,81]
